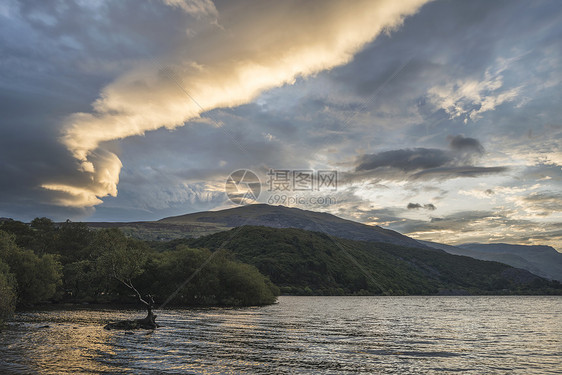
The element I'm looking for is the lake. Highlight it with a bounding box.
[1,296,561,374]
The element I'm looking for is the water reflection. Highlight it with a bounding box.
[1,310,130,373]
[1,296,561,374]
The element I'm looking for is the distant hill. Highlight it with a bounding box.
[159,204,426,248]
[420,241,562,282]
[160,226,561,296]
[85,221,216,241]
[83,205,561,284]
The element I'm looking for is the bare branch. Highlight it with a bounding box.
[111,267,149,306]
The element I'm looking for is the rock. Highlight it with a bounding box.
[104,314,158,331]
[104,295,158,330]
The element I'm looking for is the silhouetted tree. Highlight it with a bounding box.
[92,229,156,328]
[0,259,16,323]
[0,230,62,305]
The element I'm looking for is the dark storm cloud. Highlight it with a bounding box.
[0,83,101,220]
[0,0,195,220]
[407,203,436,210]
[356,148,449,172]
[352,135,507,181]
[448,135,484,155]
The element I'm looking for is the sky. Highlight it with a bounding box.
[0,0,561,248]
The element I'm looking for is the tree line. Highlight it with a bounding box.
[0,218,279,323]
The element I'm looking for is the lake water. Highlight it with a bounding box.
[1,296,561,374]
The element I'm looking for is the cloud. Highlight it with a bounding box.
[448,134,484,155]
[43,0,430,207]
[329,200,561,249]
[356,148,450,172]
[407,202,436,210]
[43,149,122,207]
[1,0,560,251]
[411,166,508,179]
[516,192,562,216]
[428,62,521,123]
[521,164,562,182]
[459,188,496,199]
[352,135,507,181]
[161,0,218,18]
[398,209,562,248]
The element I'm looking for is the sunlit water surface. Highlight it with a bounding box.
[1,296,561,374]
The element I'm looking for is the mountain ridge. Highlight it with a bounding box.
[158,204,427,248]
[175,225,562,296]
[421,240,562,282]
[82,205,559,282]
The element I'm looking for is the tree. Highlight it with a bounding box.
[62,260,103,301]
[0,220,34,250]
[0,230,62,305]
[55,220,93,263]
[143,245,279,307]
[92,229,156,328]
[0,259,16,323]
[218,261,279,306]
[29,217,57,255]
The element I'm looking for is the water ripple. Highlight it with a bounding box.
[1,296,561,374]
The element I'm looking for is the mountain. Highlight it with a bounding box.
[168,226,562,296]
[420,241,562,282]
[84,205,560,284]
[159,204,426,248]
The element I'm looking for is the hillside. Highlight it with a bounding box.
[165,226,562,296]
[421,241,562,282]
[459,243,562,281]
[82,205,560,284]
[159,204,426,248]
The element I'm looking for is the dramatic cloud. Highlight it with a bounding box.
[44,0,430,207]
[399,209,562,248]
[353,135,507,181]
[1,0,561,248]
[356,148,450,172]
